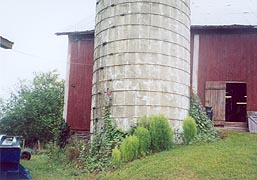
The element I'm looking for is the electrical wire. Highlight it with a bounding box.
[11,48,92,66]
[5,13,96,67]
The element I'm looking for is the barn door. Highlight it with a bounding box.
[205,81,226,126]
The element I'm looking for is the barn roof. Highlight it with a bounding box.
[191,25,257,33]
[57,25,257,36]
[55,30,94,36]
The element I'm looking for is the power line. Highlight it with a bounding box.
[11,49,67,64]
[11,48,93,66]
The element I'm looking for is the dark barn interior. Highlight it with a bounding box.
[226,83,247,122]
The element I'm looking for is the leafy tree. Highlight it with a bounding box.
[0,98,4,118]
[0,71,64,147]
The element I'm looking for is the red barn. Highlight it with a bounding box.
[191,25,257,131]
[56,30,94,137]
[59,25,257,134]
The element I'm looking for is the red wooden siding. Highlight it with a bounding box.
[192,29,257,111]
[66,34,94,131]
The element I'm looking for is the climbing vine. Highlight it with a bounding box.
[189,94,219,143]
[80,106,126,172]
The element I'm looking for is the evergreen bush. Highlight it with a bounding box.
[183,116,197,144]
[134,127,151,156]
[149,114,173,152]
[137,115,150,129]
[111,147,121,167]
[120,135,139,162]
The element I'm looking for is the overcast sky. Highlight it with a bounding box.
[0,0,96,98]
[191,0,257,25]
[1,0,257,99]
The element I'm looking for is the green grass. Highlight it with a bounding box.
[21,132,257,180]
[20,155,92,180]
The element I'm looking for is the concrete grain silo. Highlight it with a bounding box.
[92,0,190,131]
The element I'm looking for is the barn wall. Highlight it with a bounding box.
[65,34,94,131]
[192,30,257,111]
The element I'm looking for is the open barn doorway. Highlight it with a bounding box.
[225,83,247,122]
[205,81,248,129]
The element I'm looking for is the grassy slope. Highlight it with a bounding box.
[21,132,257,180]
[97,132,257,180]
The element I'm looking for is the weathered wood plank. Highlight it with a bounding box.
[205,81,226,126]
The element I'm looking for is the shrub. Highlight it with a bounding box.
[57,121,70,148]
[45,107,126,172]
[111,147,121,167]
[137,115,150,129]
[120,135,139,162]
[45,142,66,164]
[183,116,197,144]
[65,146,80,161]
[133,127,151,156]
[149,114,173,152]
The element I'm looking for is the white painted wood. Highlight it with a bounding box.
[192,34,200,93]
[248,111,257,133]
[62,43,71,122]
